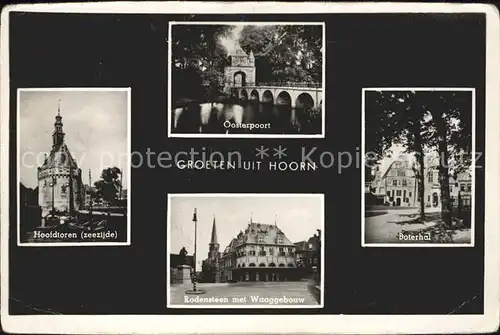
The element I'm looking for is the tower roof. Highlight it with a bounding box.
[40,143,78,170]
[210,217,218,245]
[40,99,79,170]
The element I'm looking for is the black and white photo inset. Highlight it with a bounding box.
[167,194,324,308]
[362,88,475,247]
[168,22,325,138]
[18,88,131,246]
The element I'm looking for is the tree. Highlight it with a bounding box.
[395,91,433,221]
[239,25,278,56]
[171,24,231,104]
[94,167,122,204]
[238,25,322,83]
[364,91,429,220]
[421,91,473,227]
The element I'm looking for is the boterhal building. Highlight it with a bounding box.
[218,219,299,282]
[368,154,472,209]
[37,104,84,217]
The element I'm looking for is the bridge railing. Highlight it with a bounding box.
[226,81,322,89]
[256,82,322,88]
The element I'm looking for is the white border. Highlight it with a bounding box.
[1,2,499,335]
[16,87,132,247]
[166,193,325,309]
[167,21,326,139]
[361,87,476,248]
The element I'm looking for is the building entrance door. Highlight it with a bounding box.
[433,193,439,207]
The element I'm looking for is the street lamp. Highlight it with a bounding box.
[186,208,205,295]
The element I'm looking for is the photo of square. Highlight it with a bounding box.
[167,193,324,308]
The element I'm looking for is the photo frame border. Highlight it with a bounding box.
[166,192,325,309]
[1,2,499,334]
[16,87,132,247]
[361,87,476,248]
[167,21,326,139]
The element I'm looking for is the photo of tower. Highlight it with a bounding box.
[36,104,84,217]
[18,88,131,246]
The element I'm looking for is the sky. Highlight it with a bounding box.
[169,195,323,271]
[19,90,129,189]
[218,25,242,55]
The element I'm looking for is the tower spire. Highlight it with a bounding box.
[52,99,65,147]
[210,215,218,245]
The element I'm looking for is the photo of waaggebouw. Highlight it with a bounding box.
[169,22,324,137]
[167,194,324,308]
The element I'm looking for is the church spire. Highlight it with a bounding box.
[52,98,65,148]
[210,216,218,245]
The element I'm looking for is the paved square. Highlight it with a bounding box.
[169,281,320,307]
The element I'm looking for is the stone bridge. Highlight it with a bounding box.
[227,83,323,109]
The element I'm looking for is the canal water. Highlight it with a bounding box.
[172,100,321,135]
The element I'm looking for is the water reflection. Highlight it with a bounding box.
[172,100,320,135]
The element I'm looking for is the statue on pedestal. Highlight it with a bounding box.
[179,247,188,265]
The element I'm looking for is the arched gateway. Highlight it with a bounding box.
[223,46,256,87]
[223,44,322,107]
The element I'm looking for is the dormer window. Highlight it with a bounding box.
[258,235,264,243]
